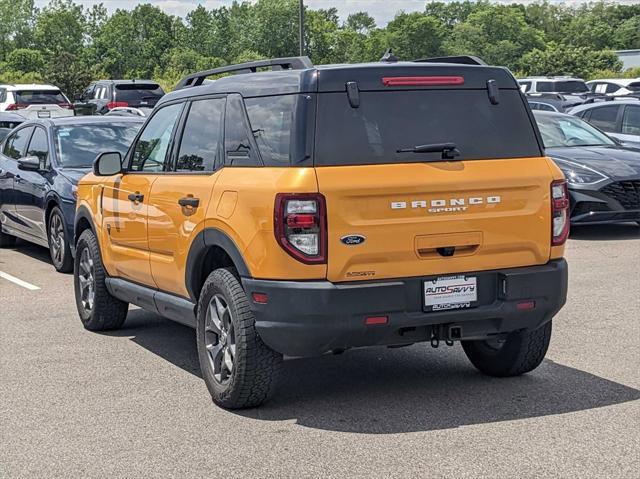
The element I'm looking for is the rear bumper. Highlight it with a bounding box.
[243,259,568,357]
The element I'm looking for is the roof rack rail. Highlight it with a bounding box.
[175,56,314,90]
[414,55,487,66]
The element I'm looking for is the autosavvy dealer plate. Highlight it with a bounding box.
[424,275,477,312]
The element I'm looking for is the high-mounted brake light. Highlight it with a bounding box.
[551,180,570,246]
[58,103,74,110]
[382,76,465,87]
[106,101,128,110]
[274,193,327,264]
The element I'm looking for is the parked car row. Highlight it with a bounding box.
[0,80,165,119]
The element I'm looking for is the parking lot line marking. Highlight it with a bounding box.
[0,271,40,291]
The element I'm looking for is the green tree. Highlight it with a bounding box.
[385,12,446,60]
[444,5,545,70]
[520,43,623,79]
[6,48,44,73]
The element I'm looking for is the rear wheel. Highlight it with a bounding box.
[0,225,16,247]
[461,321,552,377]
[196,268,282,409]
[74,229,128,331]
[47,207,73,273]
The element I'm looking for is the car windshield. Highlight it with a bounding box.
[54,123,140,168]
[535,113,616,148]
[15,90,68,104]
[538,81,589,94]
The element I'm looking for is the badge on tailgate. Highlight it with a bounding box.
[424,275,477,312]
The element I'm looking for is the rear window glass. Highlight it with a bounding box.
[314,90,541,166]
[114,84,164,103]
[537,81,588,93]
[55,123,140,168]
[15,90,67,104]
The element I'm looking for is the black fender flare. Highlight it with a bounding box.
[74,205,97,245]
[185,228,251,301]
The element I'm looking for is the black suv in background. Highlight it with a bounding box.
[74,80,165,116]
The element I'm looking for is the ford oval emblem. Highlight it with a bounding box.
[341,235,366,246]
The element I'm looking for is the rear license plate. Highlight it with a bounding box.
[424,275,477,312]
[38,111,51,118]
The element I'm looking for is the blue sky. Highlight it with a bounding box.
[34,1,628,27]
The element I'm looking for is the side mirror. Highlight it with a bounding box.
[18,156,42,172]
[93,151,122,176]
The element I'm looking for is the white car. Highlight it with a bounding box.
[587,78,640,96]
[0,84,74,119]
[568,99,640,147]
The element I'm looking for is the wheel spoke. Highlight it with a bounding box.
[206,303,222,335]
[223,348,234,374]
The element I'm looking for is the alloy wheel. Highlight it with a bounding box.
[204,294,236,384]
[49,213,65,265]
[77,248,95,312]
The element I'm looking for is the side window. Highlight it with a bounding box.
[536,81,552,92]
[26,128,49,165]
[94,86,103,100]
[245,95,297,166]
[605,83,620,94]
[0,88,6,102]
[81,84,94,101]
[2,127,33,160]
[588,106,620,132]
[622,106,640,135]
[130,102,183,172]
[224,94,260,167]
[175,97,225,172]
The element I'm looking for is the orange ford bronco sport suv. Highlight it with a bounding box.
[73,55,569,409]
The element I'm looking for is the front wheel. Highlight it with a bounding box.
[196,268,282,409]
[461,321,552,377]
[74,229,128,331]
[48,207,73,273]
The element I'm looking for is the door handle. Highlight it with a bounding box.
[178,197,200,208]
[128,192,144,202]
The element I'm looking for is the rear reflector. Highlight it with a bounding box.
[382,76,465,87]
[365,316,388,326]
[251,292,268,304]
[517,301,536,311]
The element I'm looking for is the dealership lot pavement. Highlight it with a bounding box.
[1,225,639,479]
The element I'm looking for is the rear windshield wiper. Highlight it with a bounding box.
[397,142,461,160]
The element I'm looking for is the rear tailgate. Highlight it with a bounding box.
[13,89,73,119]
[316,160,552,282]
[313,63,552,282]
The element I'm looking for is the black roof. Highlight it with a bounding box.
[160,59,518,106]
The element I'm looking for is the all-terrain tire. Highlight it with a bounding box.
[461,321,552,377]
[0,225,16,247]
[74,229,128,331]
[47,206,73,273]
[196,267,282,409]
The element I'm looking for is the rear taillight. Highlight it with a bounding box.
[551,180,570,246]
[58,103,74,110]
[5,104,26,111]
[106,101,128,110]
[274,193,327,264]
[382,76,464,87]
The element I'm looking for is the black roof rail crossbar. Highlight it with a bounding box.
[414,55,487,66]
[175,56,314,89]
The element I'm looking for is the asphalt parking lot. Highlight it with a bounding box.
[1,224,639,479]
